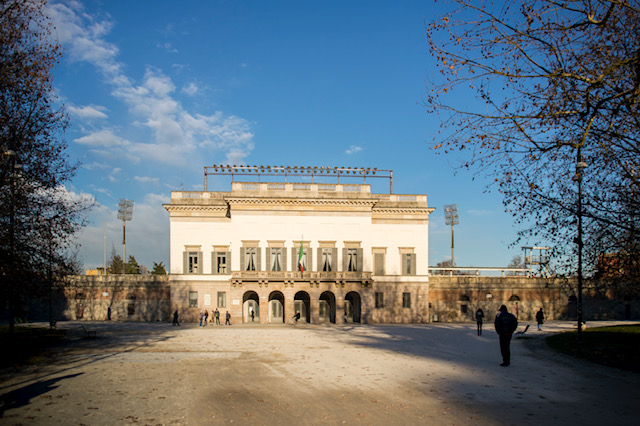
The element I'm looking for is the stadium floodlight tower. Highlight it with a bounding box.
[444,204,459,267]
[117,199,134,274]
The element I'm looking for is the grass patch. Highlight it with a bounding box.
[0,325,67,367]
[546,325,640,373]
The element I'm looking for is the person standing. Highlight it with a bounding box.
[475,308,485,336]
[225,311,231,325]
[203,310,209,327]
[199,311,204,327]
[494,305,518,366]
[172,310,180,326]
[214,308,220,325]
[536,308,545,331]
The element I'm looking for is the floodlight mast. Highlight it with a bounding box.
[117,199,134,274]
[444,204,459,267]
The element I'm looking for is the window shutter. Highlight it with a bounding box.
[227,251,231,273]
[183,251,188,274]
[211,252,216,274]
[342,248,348,272]
[266,249,271,271]
[332,248,337,272]
[307,247,313,271]
[411,254,417,275]
[282,247,287,271]
[356,248,363,272]
[374,253,384,275]
[240,248,245,271]
[197,252,203,274]
[256,247,262,271]
[317,249,322,272]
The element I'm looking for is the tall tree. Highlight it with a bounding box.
[425,1,640,286]
[1,0,88,330]
[151,261,167,275]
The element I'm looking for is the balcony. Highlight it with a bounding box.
[231,270,372,283]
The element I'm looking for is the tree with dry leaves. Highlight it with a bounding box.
[425,0,639,291]
[1,0,89,330]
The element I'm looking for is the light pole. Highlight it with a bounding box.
[573,150,587,349]
[5,149,22,332]
[117,199,133,274]
[444,204,459,267]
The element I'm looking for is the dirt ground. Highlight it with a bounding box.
[0,320,638,425]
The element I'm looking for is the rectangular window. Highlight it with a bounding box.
[245,247,257,271]
[271,248,282,271]
[405,254,412,275]
[188,252,199,273]
[188,291,198,308]
[217,291,226,308]
[216,252,228,273]
[374,252,385,275]
[375,292,384,308]
[322,248,333,272]
[347,249,358,272]
[402,292,411,308]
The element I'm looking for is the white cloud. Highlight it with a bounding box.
[48,2,255,167]
[74,129,129,147]
[157,42,178,53]
[345,145,363,155]
[134,176,160,185]
[181,82,199,96]
[68,104,108,120]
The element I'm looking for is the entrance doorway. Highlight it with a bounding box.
[319,291,336,323]
[294,291,310,323]
[243,291,260,323]
[269,291,285,323]
[344,291,361,323]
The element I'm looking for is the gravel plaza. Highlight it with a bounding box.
[0,320,638,425]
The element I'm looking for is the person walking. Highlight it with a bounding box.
[199,311,204,327]
[214,308,220,325]
[536,308,545,331]
[475,308,485,336]
[494,305,518,366]
[203,310,209,327]
[225,311,231,325]
[172,310,180,326]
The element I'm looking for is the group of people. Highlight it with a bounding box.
[171,309,231,326]
[199,308,231,326]
[474,305,545,367]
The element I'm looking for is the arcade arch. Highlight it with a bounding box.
[294,291,310,323]
[243,291,259,323]
[319,291,336,324]
[269,291,285,323]
[344,291,361,323]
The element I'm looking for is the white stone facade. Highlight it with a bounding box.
[163,180,434,324]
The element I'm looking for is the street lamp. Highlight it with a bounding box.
[573,150,587,349]
[117,199,133,274]
[5,149,22,332]
[444,204,459,267]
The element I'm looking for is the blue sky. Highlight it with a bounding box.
[47,0,526,272]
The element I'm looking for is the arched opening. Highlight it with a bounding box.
[126,293,137,316]
[269,291,285,323]
[344,291,361,323]
[294,291,310,323]
[567,295,577,319]
[243,291,260,323]
[509,295,520,318]
[319,291,336,324]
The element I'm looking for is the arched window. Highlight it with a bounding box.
[459,295,470,302]
[509,295,520,302]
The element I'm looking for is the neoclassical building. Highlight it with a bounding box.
[163,165,434,324]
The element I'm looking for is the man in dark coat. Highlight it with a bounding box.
[494,305,518,366]
[536,308,545,331]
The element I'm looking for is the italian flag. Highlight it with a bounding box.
[298,241,304,272]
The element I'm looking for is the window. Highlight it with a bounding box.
[375,292,384,308]
[374,252,385,275]
[322,248,333,272]
[217,292,226,308]
[402,292,411,308]
[297,248,307,271]
[401,251,416,275]
[127,303,135,316]
[188,252,199,273]
[216,252,228,273]
[188,291,198,308]
[461,304,468,314]
[347,249,358,272]
[245,247,257,271]
[271,248,282,271]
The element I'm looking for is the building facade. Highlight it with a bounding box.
[163,167,434,324]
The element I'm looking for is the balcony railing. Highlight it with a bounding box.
[232,270,372,281]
